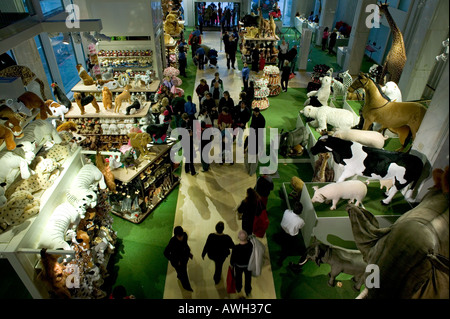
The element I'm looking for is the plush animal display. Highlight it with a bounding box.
[45,144,72,163]
[311,180,367,210]
[0,148,32,185]
[22,119,63,146]
[114,85,132,113]
[125,100,141,115]
[145,123,169,143]
[304,74,332,107]
[312,152,335,182]
[301,105,360,132]
[0,123,17,150]
[4,98,32,116]
[119,148,138,172]
[279,126,309,157]
[51,82,72,109]
[56,121,77,132]
[39,202,81,251]
[0,190,40,233]
[347,180,449,299]
[97,79,119,91]
[331,70,353,100]
[0,65,47,100]
[0,104,25,139]
[348,73,427,150]
[128,132,152,157]
[95,151,116,192]
[17,91,53,120]
[38,249,71,299]
[332,128,388,149]
[76,64,95,86]
[102,86,113,110]
[289,176,305,201]
[381,81,402,102]
[102,67,114,81]
[73,92,100,115]
[45,100,69,121]
[310,135,424,204]
[5,156,61,198]
[67,164,107,215]
[295,236,367,291]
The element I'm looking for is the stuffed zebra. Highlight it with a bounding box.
[22,119,63,147]
[332,70,353,100]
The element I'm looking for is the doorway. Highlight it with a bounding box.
[195,2,240,32]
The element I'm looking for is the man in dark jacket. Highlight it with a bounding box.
[226,35,238,69]
[164,226,194,291]
[245,107,266,154]
[202,221,234,284]
[234,100,251,146]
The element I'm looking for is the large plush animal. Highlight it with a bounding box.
[310,134,425,205]
[348,73,427,150]
[22,119,62,146]
[145,122,169,143]
[95,151,116,192]
[0,190,40,233]
[0,65,47,100]
[17,91,53,120]
[311,180,367,210]
[0,123,17,150]
[279,126,309,157]
[304,74,332,106]
[51,82,72,110]
[38,202,81,251]
[66,164,107,216]
[114,84,132,113]
[377,1,407,85]
[73,92,100,115]
[0,104,25,139]
[332,128,388,149]
[347,175,449,299]
[241,13,260,27]
[295,236,367,291]
[102,86,113,110]
[128,132,152,157]
[331,70,353,100]
[381,81,402,102]
[76,64,95,86]
[301,105,360,132]
[45,100,69,121]
[0,148,33,185]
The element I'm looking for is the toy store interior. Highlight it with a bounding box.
[0,0,448,305]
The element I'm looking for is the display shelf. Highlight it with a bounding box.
[71,80,160,93]
[111,143,174,183]
[282,180,409,248]
[65,101,151,118]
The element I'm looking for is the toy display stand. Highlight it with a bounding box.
[72,80,160,94]
[263,65,281,96]
[251,77,270,110]
[281,180,411,248]
[64,99,151,119]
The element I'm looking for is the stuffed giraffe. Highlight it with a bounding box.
[377,1,407,85]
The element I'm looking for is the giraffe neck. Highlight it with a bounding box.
[382,8,403,44]
[318,154,329,181]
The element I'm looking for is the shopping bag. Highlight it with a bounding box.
[253,209,269,238]
[289,73,295,80]
[226,266,236,293]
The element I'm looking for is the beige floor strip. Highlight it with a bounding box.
[163,31,276,299]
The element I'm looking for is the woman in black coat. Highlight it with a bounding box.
[281,60,291,92]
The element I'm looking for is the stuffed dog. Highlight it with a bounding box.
[102,86,113,110]
[73,93,100,115]
[114,84,132,113]
[76,64,95,86]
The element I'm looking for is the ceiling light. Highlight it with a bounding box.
[72,32,82,44]
[62,33,71,44]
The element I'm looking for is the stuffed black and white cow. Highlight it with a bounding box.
[310,135,424,205]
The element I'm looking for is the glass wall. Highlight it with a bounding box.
[34,35,53,90]
[49,33,79,94]
[39,0,64,16]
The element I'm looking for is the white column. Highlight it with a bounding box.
[398,0,449,101]
[342,0,378,75]
[315,0,338,46]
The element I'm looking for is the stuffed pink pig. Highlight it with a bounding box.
[311,180,367,210]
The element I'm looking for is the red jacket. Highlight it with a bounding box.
[196,83,209,97]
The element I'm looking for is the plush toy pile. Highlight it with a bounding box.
[263,65,281,96]
[252,78,270,110]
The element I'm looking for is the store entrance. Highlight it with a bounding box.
[195,2,240,32]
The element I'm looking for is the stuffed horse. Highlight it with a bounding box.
[348,73,427,151]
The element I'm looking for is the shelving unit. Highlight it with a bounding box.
[109,142,179,224]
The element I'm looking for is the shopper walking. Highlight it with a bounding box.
[180,113,197,176]
[280,60,291,92]
[184,95,197,121]
[322,27,329,51]
[251,44,260,72]
[328,28,338,54]
[237,188,265,236]
[195,79,209,107]
[255,174,274,207]
[245,81,255,106]
[230,230,253,297]
[178,45,187,77]
[244,107,266,154]
[198,13,204,34]
[195,45,206,70]
[286,46,298,75]
[200,120,212,172]
[279,201,305,265]
[233,100,251,146]
[164,226,194,292]
[210,81,224,108]
[226,35,237,69]
[278,38,289,69]
[171,95,186,128]
[219,91,234,114]
[242,63,250,91]
[210,72,224,90]
[202,221,235,284]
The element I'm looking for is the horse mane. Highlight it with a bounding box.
[367,76,391,101]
